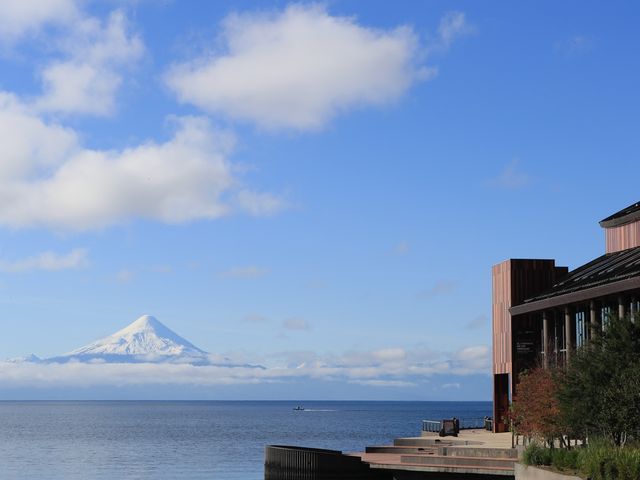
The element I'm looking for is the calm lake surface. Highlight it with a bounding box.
[0,401,491,479]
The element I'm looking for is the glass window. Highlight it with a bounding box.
[576,311,586,348]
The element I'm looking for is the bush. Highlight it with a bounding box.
[615,448,640,480]
[522,439,640,479]
[578,438,614,480]
[578,440,640,480]
[551,448,579,471]
[523,443,552,466]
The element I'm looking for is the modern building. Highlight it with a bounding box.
[491,201,640,433]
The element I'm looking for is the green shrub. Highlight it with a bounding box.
[551,448,579,471]
[522,440,640,479]
[577,439,640,480]
[612,448,640,480]
[523,443,552,466]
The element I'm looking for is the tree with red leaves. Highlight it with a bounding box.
[511,367,564,447]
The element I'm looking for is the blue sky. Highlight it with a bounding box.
[0,0,639,400]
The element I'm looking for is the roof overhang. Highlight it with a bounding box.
[600,202,640,228]
[509,276,640,316]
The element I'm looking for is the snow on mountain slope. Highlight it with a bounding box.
[69,315,206,357]
[9,315,264,368]
[48,315,213,365]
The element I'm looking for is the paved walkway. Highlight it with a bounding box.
[420,429,514,448]
[349,429,517,478]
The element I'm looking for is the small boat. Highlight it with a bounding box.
[293,406,305,411]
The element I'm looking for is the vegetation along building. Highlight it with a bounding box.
[491,200,640,433]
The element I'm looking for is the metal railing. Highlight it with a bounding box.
[422,417,492,432]
[422,420,441,432]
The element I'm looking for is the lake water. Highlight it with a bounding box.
[0,401,491,479]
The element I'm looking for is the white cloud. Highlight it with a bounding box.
[350,379,416,388]
[36,10,144,116]
[453,346,491,373]
[0,0,79,42]
[441,382,461,389]
[437,11,470,49]
[0,97,283,229]
[372,348,406,362]
[165,4,430,130]
[0,343,490,388]
[0,248,88,273]
[0,93,78,180]
[219,265,268,279]
[235,190,287,216]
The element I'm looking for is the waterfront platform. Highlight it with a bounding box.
[349,429,517,478]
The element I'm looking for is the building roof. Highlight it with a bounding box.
[523,245,640,304]
[599,201,640,228]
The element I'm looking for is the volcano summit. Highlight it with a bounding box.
[27,315,245,366]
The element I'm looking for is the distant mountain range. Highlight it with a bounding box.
[9,315,263,368]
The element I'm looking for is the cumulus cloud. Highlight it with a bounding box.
[165,3,431,130]
[0,343,490,388]
[0,248,88,273]
[0,96,283,229]
[35,10,144,116]
[0,0,79,42]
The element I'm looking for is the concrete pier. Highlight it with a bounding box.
[266,430,517,479]
[351,430,516,478]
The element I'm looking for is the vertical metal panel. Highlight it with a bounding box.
[605,221,640,253]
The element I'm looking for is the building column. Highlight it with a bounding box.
[631,297,637,322]
[590,300,598,341]
[565,306,572,364]
[542,311,549,368]
[619,295,626,320]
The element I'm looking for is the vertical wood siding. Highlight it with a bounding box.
[492,259,562,375]
[492,261,512,374]
[605,221,640,253]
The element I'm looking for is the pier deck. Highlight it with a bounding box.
[350,429,517,478]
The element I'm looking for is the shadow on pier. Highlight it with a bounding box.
[265,445,388,480]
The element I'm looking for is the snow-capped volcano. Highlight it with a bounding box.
[7,315,264,368]
[70,315,206,358]
[48,315,213,365]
